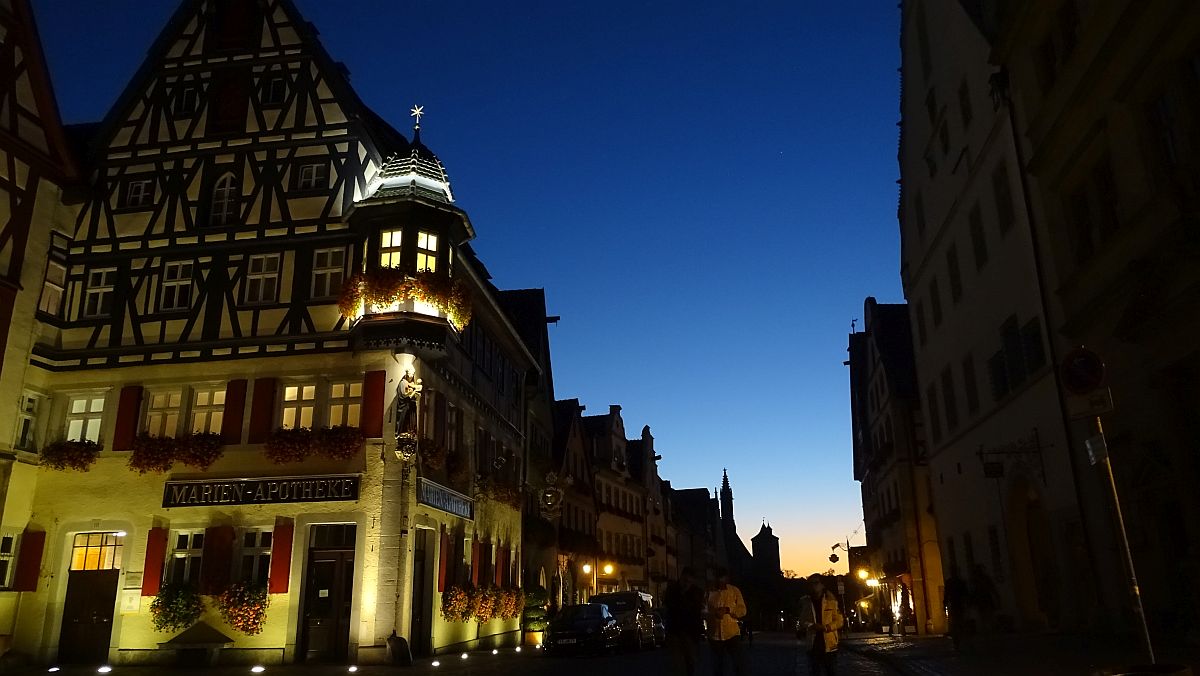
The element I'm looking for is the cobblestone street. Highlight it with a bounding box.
[12,633,900,676]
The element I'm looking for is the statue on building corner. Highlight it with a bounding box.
[394,369,423,461]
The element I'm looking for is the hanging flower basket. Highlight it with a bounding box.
[469,586,499,624]
[419,437,446,471]
[497,588,525,620]
[40,439,103,471]
[178,432,225,470]
[476,476,522,509]
[216,581,270,635]
[129,434,175,473]
[150,583,205,632]
[264,427,315,463]
[339,268,473,329]
[315,425,365,460]
[441,585,471,622]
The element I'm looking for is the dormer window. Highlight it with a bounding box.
[380,230,403,267]
[261,76,287,106]
[417,231,438,272]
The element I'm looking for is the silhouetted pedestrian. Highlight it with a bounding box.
[799,574,844,676]
[666,566,705,676]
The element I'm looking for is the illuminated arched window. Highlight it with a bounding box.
[209,173,239,226]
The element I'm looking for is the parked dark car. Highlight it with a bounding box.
[650,611,666,647]
[544,603,622,655]
[590,591,656,649]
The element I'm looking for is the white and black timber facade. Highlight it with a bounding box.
[0,0,536,666]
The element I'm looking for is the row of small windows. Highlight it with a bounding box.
[923,315,1047,447]
[599,481,643,517]
[118,162,329,212]
[170,74,290,119]
[379,229,440,273]
[600,529,643,559]
[38,248,346,319]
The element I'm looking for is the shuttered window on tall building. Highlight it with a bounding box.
[925,384,942,445]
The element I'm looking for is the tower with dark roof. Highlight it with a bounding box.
[720,468,734,528]
[751,521,781,577]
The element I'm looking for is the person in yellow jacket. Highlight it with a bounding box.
[799,574,844,676]
[706,567,747,676]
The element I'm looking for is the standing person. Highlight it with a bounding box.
[799,574,844,676]
[943,572,970,650]
[665,567,705,676]
[706,568,748,676]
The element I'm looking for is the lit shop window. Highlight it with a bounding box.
[190,386,226,434]
[83,268,116,317]
[14,393,41,451]
[328,381,362,427]
[240,529,272,584]
[169,531,204,586]
[245,254,280,304]
[70,532,124,571]
[160,261,194,312]
[312,248,345,300]
[417,231,438,272]
[145,390,183,438]
[0,532,18,588]
[66,394,105,443]
[380,230,403,268]
[38,261,66,316]
[281,384,316,429]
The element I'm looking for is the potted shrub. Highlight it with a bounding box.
[215,581,270,635]
[150,583,205,632]
[522,586,549,645]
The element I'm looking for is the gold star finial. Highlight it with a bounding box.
[410,105,424,129]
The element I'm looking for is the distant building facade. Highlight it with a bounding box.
[847,297,944,634]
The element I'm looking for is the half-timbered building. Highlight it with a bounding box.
[1,0,534,666]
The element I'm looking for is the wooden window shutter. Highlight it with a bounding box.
[494,544,504,587]
[200,525,235,594]
[141,527,169,596]
[434,391,447,446]
[247,377,277,443]
[220,379,247,444]
[112,385,144,451]
[437,527,449,593]
[513,547,520,588]
[268,517,293,594]
[361,370,386,438]
[12,529,45,592]
[471,540,480,586]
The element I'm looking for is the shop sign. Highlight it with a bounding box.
[163,474,360,508]
[417,478,473,520]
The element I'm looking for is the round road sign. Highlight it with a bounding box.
[1061,347,1106,395]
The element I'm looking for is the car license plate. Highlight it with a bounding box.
[557,638,576,644]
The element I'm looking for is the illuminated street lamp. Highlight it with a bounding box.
[866,578,880,587]
[603,563,614,576]
[582,563,592,574]
[857,569,869,580]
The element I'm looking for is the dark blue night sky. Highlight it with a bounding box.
[35,0,901,574]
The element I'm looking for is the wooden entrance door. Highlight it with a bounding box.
[409,529,431,657]
[58,569,119,663]
[300,525,356,663]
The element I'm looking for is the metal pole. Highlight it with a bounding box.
[1094,416,1155,664]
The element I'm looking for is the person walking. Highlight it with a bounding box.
[943,572,970,650]
[665,567,705,676]
[799,574,844,676]
[706,567,748,676]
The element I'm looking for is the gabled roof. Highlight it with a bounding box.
[552,398,583,464]
[78,0,407,164]
[497,288,555,400]
[627,439,645,481]
[671,487,715,536]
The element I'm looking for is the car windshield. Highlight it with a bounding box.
[557,605,604,621]
[592,594,635,612]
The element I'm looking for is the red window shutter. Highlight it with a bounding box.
[200,525,235,594]
[268,517,293,594]
[220,379,247,444]
[112,385,143,451]
[495,544,504,587]
[514,548,520,588]
[438,528,449,593]
[12,529,45,592]
[141,527,169,596]
[434,392,447,446]
[361,370,385,438]
[247,377,277,443]
[471,540,480,586]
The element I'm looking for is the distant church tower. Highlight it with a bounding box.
[720,468,734,528]
[752,521,782,577]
